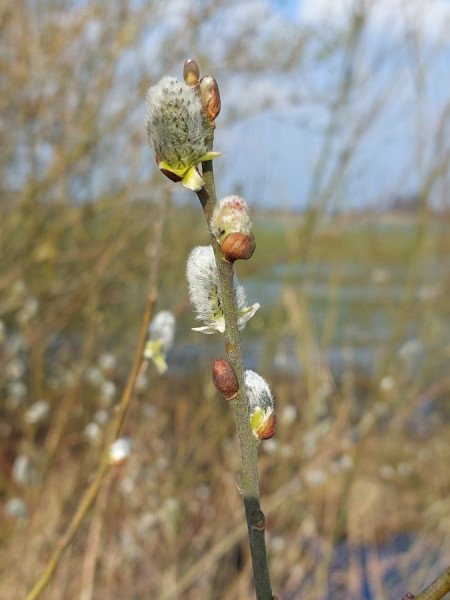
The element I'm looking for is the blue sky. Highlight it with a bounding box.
[12,0,447,212]
[208,0,450,211]
[39,0,448,212]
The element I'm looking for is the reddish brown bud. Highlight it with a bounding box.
[221,232,256,262]
[256,413,277,440]
[183,59,200,87]
[212,358,239,400]
[199,76,221,122]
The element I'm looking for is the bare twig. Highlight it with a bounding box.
[413,567,450,600]
[25,293,156,600]
[79,470,115,600]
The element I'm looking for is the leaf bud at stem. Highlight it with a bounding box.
[183,59,200,87]
[221,232,256,262]
[199,75,221,122]
[251,508,266,530]
[257,412,277,440]
[212,358,239,400]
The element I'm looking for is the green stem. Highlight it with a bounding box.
[197,160,273,600]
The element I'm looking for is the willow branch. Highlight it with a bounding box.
[25,294,156,600]
[412,567,450,600]
[196,160,273,600]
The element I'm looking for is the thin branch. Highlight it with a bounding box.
[413,567,450,600]
[25,293,156,600]
[79,470,115,600]
[25,194,168,600]
[196,160,273,600]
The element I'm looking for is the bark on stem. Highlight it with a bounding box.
[197,160,273,600]
[414,567,450,600]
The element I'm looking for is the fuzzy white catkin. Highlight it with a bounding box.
[146,76,213,170]
[109,437,133,464]
[244,370,274,413]
[23,400,50,424]
[186,246,259,334]
[148,311,176,353]
[210,195,252,242]
[5,498,28,519]
[186,246,225,332]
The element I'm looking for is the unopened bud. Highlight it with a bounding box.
[212,358,239,400]
[211,195,254,261]
[183,59,200,87]
[245,370,276,441]
[251,509,266,530]
[211,196,252,240]
[221,232,256,262]
[199,76,221,122]
[257,412,277,440]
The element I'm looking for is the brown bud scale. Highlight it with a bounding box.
[257,413,277,440]
[183,59,200,87]
[199,76,221,122]
[159,168,183,183]
[155,157,183,182]
[221,232,256,262]
[212,358,239,400]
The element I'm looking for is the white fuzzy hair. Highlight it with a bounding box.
[244,370,274,413]
[146,76,212,169]
[210,195,253,242]
[186,246,257,334]
[148,310,176,353]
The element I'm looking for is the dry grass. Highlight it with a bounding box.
[1,197,449,599]
[1,1,449,597]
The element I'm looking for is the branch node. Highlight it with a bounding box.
[251,508,266,531]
